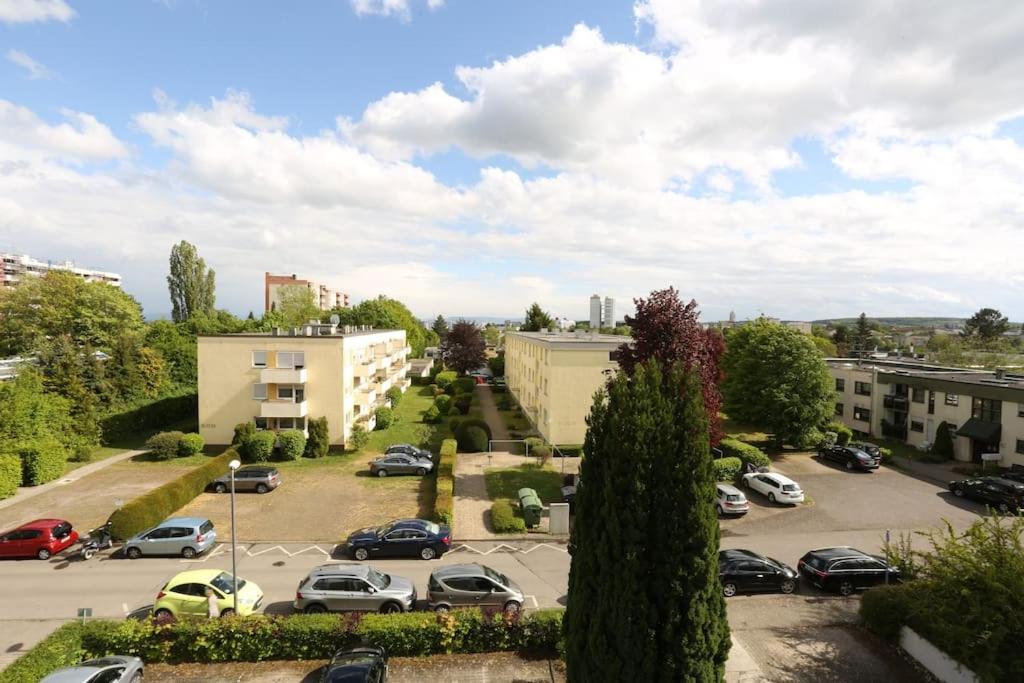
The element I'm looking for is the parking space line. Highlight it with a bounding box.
[450,542,568,555]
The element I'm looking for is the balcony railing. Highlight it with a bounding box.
[259,367,307,384]
[883,395,909,410]
[259,400,308,418]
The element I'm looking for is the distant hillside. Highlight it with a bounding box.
[813,317,966,327]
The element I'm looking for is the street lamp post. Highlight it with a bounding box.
[228,458,241,615]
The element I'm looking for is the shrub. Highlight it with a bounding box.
[241,431,275,462]
[385,386,402,407]
[490,500,527,533]
[277,430,306,461]
[144,431,185,461]
[374,407,394,430]
[428,383,439,394]
[349,424,370,451]
[108,449,236,540]
[462,426,489,453]
[859,584,914,642]
[454,418,492,452]
[0,453,21,499]
[712,456,743,482]
[177,433,205,457]
[3,622,84,683]
[824,421,853,446]
[931,421,955,460]
[434,387,446,397]
[878,446,893,464]
[100,392,197,443]
[717,437,770,468]
[453,393,472,415]
[435,370,458,390]
[423,405,442,424]
[304,416,329,458]
[450,377,476,395]
[69,443,94,463]
[448,407,461,416]
[232,421,256,446]
[434,394,452,415]
[496,394,512,411]
[433,439,456,525]
[18,436,68,485]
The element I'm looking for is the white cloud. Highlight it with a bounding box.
[0,0,74,23]
[349,0,442,21]
[0,100,128,161]
[6,49,53,79]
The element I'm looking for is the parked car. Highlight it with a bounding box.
[154,568,263,618]
[798,547,899,596]
[817,444,880,471]
[0,519,78,560]
[346,518,451,561]
[1001,469,1024,485]
[385,443,432,460]
[849,441,881,458]
[321,646,388,683]
[369,452,434,477]
[741,472,805,505]
[40,656,144,683]
[123,517,216,559]
[561,484,576,512]
[294,563,416,614]
[427,563,525,614]
[719,549,798,597]
[715,484,749,516]
[211,465,281,493]
[948,476,1024,513]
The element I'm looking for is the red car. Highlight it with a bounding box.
[0,519,79,560]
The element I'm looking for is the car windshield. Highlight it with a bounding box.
[210,572,246,594]
[424,522,440,534]
[766,557,786,570]
[376,521,399,536]
[482,565,510,587]
[52,522,72,538]
[366,567,391,590]
[726,494,742,502]
[804,555,827,571]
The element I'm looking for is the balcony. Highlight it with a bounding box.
[357,382,379,404]
[353,360,377,378]
[260,367,307,384]
[259,400,308,418]
[883,395,909,410]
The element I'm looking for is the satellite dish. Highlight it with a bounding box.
[330,314,340,325]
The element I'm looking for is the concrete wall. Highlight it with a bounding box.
[900,627,978,683]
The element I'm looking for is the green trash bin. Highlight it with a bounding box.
[517,487,543,528]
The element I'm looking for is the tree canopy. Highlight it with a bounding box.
[332,296,437,357]
[522,302,555,332]
[167,240,216,323]
[854,313,872,357]
[274,285,321,327]
[441,319,486,374]
[431,315,449,340]
[963,307,1009,342]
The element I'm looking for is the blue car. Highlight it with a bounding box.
[346,518,451,561]
[123,517,216,559]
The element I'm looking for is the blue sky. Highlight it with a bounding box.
[2,0,1023,322]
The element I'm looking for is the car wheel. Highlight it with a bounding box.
[504,601,522,615]
[304,604,327,614]
[36,548,51,560]
[130,672,142,683]
[434,604,451,613]
[153,608,174,620]
[716,504,724,516]
[952,487,964,497]
[722,582,738,598]
[768,493,777,505]
[214,482,227,494]
[420,546,436,560]
[838,581,855,597]
[181,547,197,559]
[416,467,427,476]
[256,483,269,494]
[126,547,142,560]
[379,602,403,614]
[780,579,796,594]
[353,547,369,561]
[377,469,388,478]
[845,460,854,470]
[220,608,234,618]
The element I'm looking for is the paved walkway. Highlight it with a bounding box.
[477,385,511,443]
[888,454,965,486]
[0,449,144,512]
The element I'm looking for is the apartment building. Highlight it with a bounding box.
[2,252,121,288]
[505,330,627,445]
[198,322,412,447]
[264,272,348,312]
[828,358,1024,468]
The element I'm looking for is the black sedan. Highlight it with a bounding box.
[719,549,798,597]
[321,646,387,683]
[817,445,880,471]
[346,518,451,561]
[949,477,1024,513]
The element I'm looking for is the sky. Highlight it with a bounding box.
[2,0,1023,323]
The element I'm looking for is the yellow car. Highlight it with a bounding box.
[154,569,263,618]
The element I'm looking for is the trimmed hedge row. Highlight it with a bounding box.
[19,436,67,486]
[433,439,456,525]
[452,418,492,453]
[490,500,527,533]
[108,449,236,540]
[3,622,85,683]
[718,437,770,468]
[100,392,197,442]
[0,453,20,499]
[712,456,743,482]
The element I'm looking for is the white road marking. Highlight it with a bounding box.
[122,602,129,615]
[526,595,539,608]
[450,542,568,555]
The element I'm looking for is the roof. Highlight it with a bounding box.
[169,569,228,583]
[158,517,210,526]
[826,357,1024,400]
[17,518,67,529]
[198,327,403,339]
[719,549,762,562]
[957,418,1002,445]
[432,563,485,578]
[716,483,744,495]
[310,563,370,578]
[506,330,629,348]
[806,547,868,560]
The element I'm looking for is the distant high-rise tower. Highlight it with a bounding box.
[589,294,602,330]
[603,297,615,329]
[729,310,736,323]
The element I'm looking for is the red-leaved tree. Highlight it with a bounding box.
[441,319,487,375]
[615,287,725,445]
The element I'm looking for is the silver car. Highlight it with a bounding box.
[41,656,143,683]
[386,443,432,459]
[294,563,416,614]
[715,484,750,516]
[211,465,282,494]
[369,452,434,477]
[427,563,525,614]
[123,517,216,559]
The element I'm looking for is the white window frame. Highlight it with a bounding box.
[252,384,267,400]
[252,351,267,368]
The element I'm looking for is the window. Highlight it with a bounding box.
[252,384,267,400]
[945,393,959,406]
[835,378,845,392]
[254,417,268,430]
[928,391,935,415]
[854,381,872,396]
[835,403,844,416]
[276,417,305,430]
[252,351,267,368]
[853,407,871,423]
[910,420,924,433]
[912,387,925,403]
[443,577,478,592]
[609,350,621,362]
[1019,403,1024,418]
[1017,440,1024,455]
[276,351,305,369]
[277,385,294,400]
[971,397,1002,423]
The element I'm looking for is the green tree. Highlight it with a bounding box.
[854,313,872,357]
[431,315,449,340]
[811,334,838,356]
[0,368,77,453]
[483,323,501,347]
[721,318,834,448]
[145,320,197,387]
[932,421,954,460]
[441,319,486,375]
[522,302,554,332]
[332,296,436,357]
[167,240,216,323]
[106,332,169,403]
[565,361,729,680]
[0,271,144,356]
[35,335,103,446]
[304,416,330,458]
[963,307,1009,344]
[832,323,851,357]
[276,285,321,327]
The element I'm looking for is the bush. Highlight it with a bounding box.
[100,392,197,442]
[304,416,329,458]
[932,421,955,460]
[19,436,68,486]
[3,622,84,683]
[496,394,512,411]
[374,407,394,430]
[177,433,205,457]
[144,431,185,461]
[108,450,237,540]
[462,426,489,453]
[423,405,442,424]
[454,418,492,452]
[277,430,306,461]
[712,457,743,482]
[428,383,439,394]
[349,423,370,451]
[453,393,472,414]
[450,377,476,395]
[434,394,452,415]
[385,386,402,407]
[433,439,456,525]
[878,446,893,464]
[435,370,458,390]
[824,421,853,446]
[490,500,527,533]
[0,453,20,499]
[232,421,256,446]
[448,406,461,417]
[717,437,770,468]
[241,431,275,462]
[860,584,914,642]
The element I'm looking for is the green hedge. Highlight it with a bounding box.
[433,439,456,525]
[453,418,492,452]
[712,456,743,482]
[453,393,472,414]
[718,437,770,468]
[435,371,457,390]
[100,392,197,442]
[490,500,527,533]
[434,394,452,414]
[277,430,306,461]
[145,431,185,461]
[242,431,275,462]
[108,449,236,540]
[450,377,475,395]
[178,433,205,456]
[0,453,20,499]
[19,436,68,486]
[3,622,85,683]
[825,421,853,446]
[859,584,914,642]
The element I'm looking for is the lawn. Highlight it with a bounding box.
[485,464,564,505]
[64,416,202,474]
[367,385,449,455]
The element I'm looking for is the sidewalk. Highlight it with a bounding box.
[887,454,962,487]
[0,449,144,512]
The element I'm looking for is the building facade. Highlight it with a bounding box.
[264,272,348,312]
[2,252,121,288]
[589,295,602,330]
[828,358,1024,468]
[603,296,616,328]
[198,323,411,447]
[505,331,626,445]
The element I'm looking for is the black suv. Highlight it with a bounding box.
[949,477,1024,513]
[817,444,880,471]
[798,547,899,596]
[719,549,798,597]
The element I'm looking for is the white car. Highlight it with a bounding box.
[741,472,805,505]
[715,484,750,515]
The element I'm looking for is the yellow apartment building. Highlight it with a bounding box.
[198,322,411,447]
[505,331,627,445]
